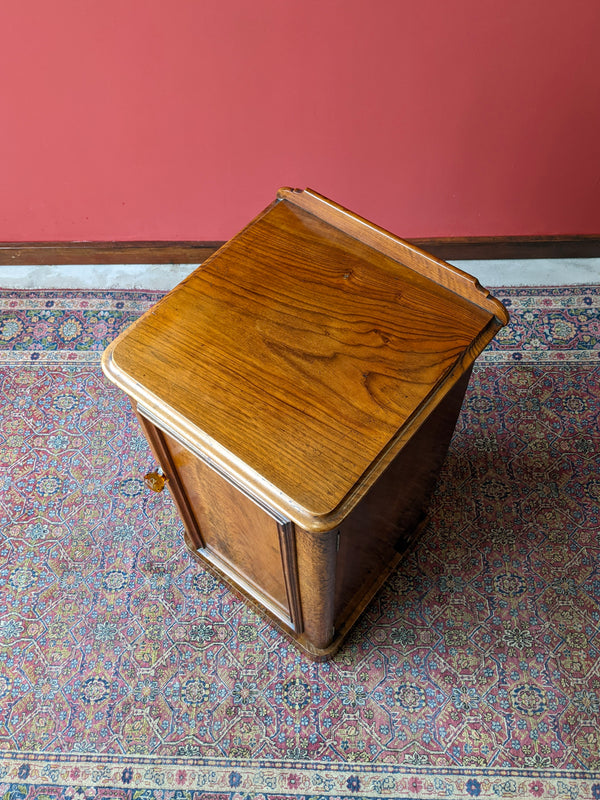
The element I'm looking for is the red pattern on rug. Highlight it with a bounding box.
[0,287,598,798]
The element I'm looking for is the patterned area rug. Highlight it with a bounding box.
[0,285,599,799]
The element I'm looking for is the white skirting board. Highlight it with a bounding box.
[0,259,599,290]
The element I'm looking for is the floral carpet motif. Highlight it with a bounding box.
[0,285,599,799]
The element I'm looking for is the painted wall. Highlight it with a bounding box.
[1,0,599,241]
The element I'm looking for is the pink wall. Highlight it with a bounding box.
[1,0,599,241]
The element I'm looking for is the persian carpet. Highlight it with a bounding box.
[0,285,599,800]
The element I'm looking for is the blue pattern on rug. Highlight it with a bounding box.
[0,286,599,799]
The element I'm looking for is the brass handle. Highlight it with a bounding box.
[144,470,167,493]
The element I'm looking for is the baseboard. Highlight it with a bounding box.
[0,242,223,266]
[0,236,599,265]
[413,236,600,260]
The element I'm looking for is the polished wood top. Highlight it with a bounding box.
[103,189,508,530]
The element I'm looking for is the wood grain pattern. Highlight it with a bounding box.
[162,427,293,624]
[293,525,338,653]
[278,188,508,326]
[332,369,472,632]
[103,191,507,530]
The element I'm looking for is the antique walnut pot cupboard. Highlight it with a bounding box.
[102,188,509,660]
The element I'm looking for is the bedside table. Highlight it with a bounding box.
[102,188,508,659]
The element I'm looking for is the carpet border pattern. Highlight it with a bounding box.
[1,750,599,798]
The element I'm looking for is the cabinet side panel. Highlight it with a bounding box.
[334,368,472,630]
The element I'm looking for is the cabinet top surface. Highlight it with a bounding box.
[103,189,507,526]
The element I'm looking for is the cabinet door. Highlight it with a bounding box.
[136,410,301,632]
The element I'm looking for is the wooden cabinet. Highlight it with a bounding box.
[102,188,508,659]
